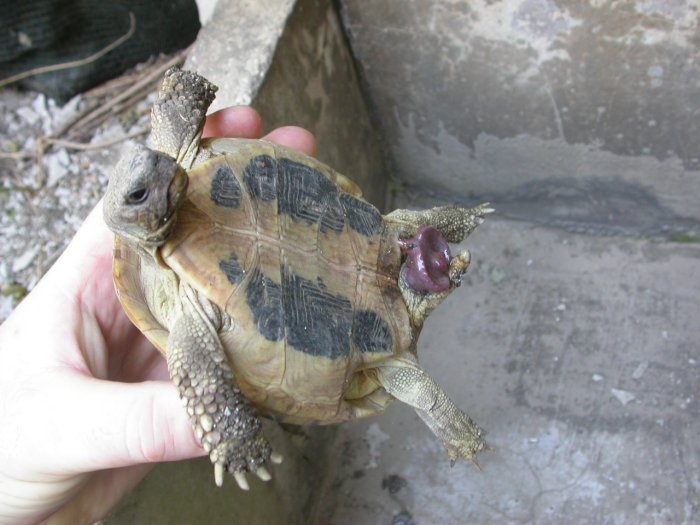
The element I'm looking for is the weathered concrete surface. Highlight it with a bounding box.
[195,0,218,24]
[326,206,700,525]
[339,0,700,233]
[188,0,388,207]
[186,0,295,110]
[254,0,388,207]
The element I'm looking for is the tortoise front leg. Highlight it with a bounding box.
[375,357,488,466]
[167,287,279,489]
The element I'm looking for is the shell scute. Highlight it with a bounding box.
[209,162,242,209]
[352,309,394,354]
[219,251,245,284]
[281,267,354,359]
[245,267,284,342]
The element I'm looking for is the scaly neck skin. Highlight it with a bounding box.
[114,234,166,269]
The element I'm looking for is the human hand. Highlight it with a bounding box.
[0,107,316,525]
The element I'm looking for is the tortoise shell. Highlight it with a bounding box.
[114,138,414,424]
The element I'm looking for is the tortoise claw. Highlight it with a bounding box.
[214,462,225,487]
[234,471,250,491]
[256,466,272,482]
[214,459,274,488]
[270,451,284,464]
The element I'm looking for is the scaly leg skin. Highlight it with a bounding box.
[376,357,488,467]
[167,287,280,489]
[386,203,494,243]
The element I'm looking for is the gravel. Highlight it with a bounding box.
[0,85,153,321]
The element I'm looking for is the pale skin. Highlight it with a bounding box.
[0,107,316,525]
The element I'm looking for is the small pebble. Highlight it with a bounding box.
[611,388,636,406]
[12,248,39,273]
[632,361,649,380]
[489,265,506,284]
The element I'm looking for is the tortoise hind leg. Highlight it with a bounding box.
[386,203,494,243]
[167,284,279,489]
[374,356,488,466]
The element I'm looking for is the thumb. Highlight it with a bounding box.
[56,376,205,473]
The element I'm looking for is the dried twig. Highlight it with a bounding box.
[39,129,149,152]
[0,46,190,171]
[56,46,190,138]
[0,150,33,161]
[0,126,148,161]
[0,13,136,89]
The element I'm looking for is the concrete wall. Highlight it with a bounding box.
[254,0,388,207]
[339,0,700,237]
[188,0,388,207]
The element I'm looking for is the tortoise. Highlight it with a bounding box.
[103,67,491,489]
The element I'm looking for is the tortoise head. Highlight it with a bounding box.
[104,143,188,246]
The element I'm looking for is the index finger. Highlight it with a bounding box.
[204,107,317,157]
[202,107,264,139]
